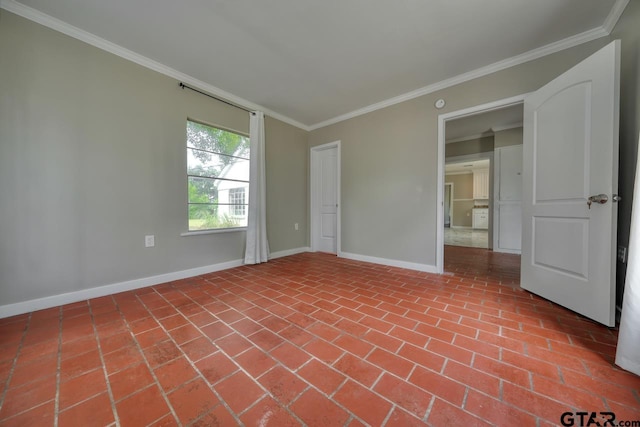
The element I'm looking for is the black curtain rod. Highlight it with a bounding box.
[179,82,255,115]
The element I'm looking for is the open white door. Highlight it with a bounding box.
[521,41,620,327]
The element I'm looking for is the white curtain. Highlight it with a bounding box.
[615,132,640,376]
[244,111,269,264]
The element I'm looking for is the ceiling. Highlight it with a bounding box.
[3,0,626,129]
[445,159,490,174]
[446,104,524,143]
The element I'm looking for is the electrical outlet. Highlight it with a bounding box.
[294,223,299,231]
[145,235,155,248]
[617,246,627,263]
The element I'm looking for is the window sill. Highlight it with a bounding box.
[181,227,247,237]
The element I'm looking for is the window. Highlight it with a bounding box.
[228,188,246,217]
[186,120,249,231]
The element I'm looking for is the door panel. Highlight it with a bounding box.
[312,144,339,253]
[534,83,590,202]
[521,40,620,326]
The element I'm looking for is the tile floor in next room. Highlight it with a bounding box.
[0,247,639,426]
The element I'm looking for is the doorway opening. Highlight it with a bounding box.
[436,95,525,274]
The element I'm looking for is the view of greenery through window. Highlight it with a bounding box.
[187,120,250,231]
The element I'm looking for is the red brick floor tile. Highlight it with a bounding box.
[333,334,374,358]
[135,327,170,348]
[103,344,145,374]
[167,378,220,425]
[58,392,115,426]
[398,343,446,373]
[0,375,56,419]
[233,347,276,377]
[144,340,182,368]
[363,329,403,352]
[531,374,606,409]
[196,352,238,385]
[59,368,108,410]
[168,323,202,345]
[109,362,155,401]
[0,401,54,427]
[453,334,500,360]
[561,368,639,408]
[366,348,414,379]
[333,353,382,387]
[374,373,432,418]
[279,325,314,346]
[258,365,308,405]
[473,354,531,388]
[270,342,311,370]
[297,359,346,395]
[502,382,573,424]
[306,323,341,341]
[444,360,500,397]
[465,389,537,427]
[179,336,217,362]
[215,332,253,356]
[154,356,198,392]
[290,388,350,426]
[385,406,427,427]
[409,366,466,406]
[201,321,233,341]
[303,339,344,363]
[248,329,285,352]
[16,339,58,364]
[191,404,238,426]
[427,397,491,427]
[0,251,638,426]
[100,331,136,354]
[333,380,392,426]
[214,371,265,413]
[116,385,171,427]
[9,354,57,386]
[502,349,560,381]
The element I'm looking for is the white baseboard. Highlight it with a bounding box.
[450,226,473,229]
[338,251,438,274]
[0,259,244,319]
[270,246,310,259]
[493,248,522,255]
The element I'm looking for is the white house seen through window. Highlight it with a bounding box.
[186,120,250,231]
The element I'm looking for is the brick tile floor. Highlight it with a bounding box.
[0,248,639,426]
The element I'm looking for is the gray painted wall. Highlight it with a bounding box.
[445,136,494,158]
[610,0,640,305]
[309,36,614,268]
[494,128,523,148]
[0,11,308,306]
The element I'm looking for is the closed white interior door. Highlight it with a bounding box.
[311,143,339,253]
[521,41,620,326]
[494,145,523,253]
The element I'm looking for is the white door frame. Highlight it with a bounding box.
[310,141,341,254]
[436,94,528,273]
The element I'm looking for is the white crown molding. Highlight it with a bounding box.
[2,0,625,133]
[308,26,608,131]
[0,0,311,132]
[446,132,494,145]
[603,0,629,34]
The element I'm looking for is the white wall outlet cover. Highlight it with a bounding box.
[435,99,446,109]
[145,235,155,247]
